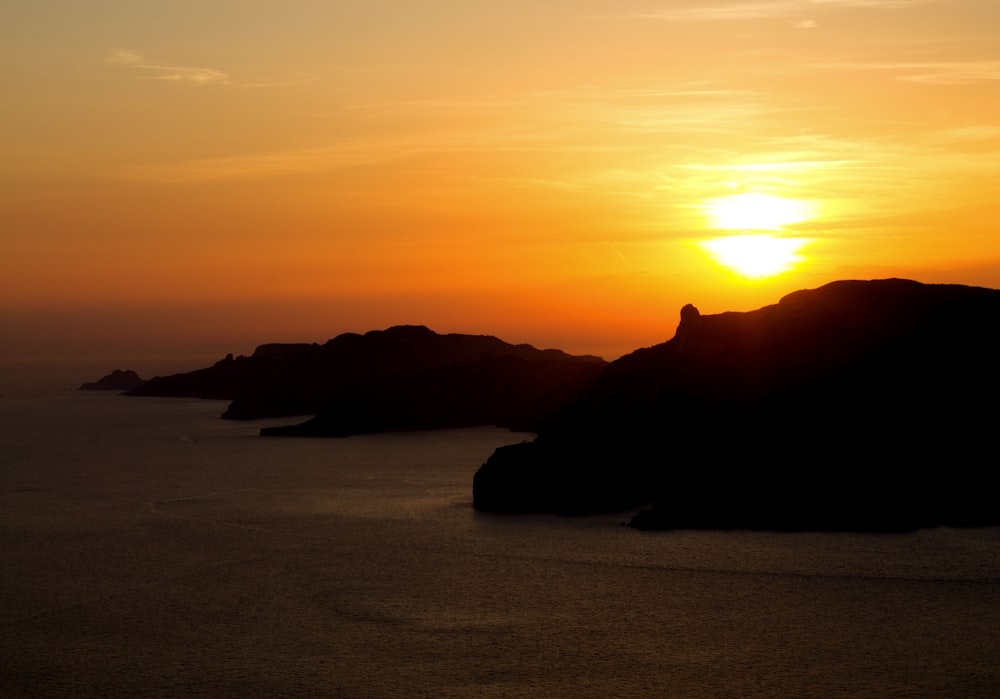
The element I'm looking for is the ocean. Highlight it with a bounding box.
[1,367,999,697]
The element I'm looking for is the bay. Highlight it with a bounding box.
[1,387,998,697]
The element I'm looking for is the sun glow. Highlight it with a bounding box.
[698,234,812,279]
[696,192,817,278]
[703,192,813,231]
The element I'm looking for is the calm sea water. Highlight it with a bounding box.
[1,368,999,697]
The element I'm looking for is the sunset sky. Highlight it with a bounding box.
[4,0,1000,364]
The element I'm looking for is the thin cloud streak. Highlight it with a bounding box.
[630,0,931,22]
[103,50,314,88]
[679,160,864,171]
[105,50,231,85]
[813,59,1000,84]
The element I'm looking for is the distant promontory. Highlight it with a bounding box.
[473,278,1000,531]
[127,325,607,436]
[79,369,145,392]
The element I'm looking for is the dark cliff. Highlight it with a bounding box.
[473,279,1000,530]
[79,369,145,392]
[128,325,606,435]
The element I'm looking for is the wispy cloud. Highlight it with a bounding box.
[632,2,806,22]
[104,49,231,85]
[679,160,863,172]
[631,0,930,22]
[103,50,316,88]
[896,61,1000,85]
[807,0,928,6]
[105,50,143,66]
[931,125,1000,143]
[814,59,1000,84]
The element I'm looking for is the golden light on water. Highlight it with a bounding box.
[698,193,817,278]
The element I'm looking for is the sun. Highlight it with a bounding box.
[696,192,817,278]
[703,192,813,231]
[698,234,811,279]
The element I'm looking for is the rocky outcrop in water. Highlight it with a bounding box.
[128,325,606,436]
[473,279,1000,530]
[79,369,145,391]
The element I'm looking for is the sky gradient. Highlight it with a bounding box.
[4,0,1000,363]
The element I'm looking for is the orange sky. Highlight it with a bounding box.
[3,1,1000,364]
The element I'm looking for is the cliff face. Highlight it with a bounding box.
[473,279,1000,530]
[128,325,607,435]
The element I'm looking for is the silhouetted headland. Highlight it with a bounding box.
[473,279,1000,531]
[127,325,606,436]
[79,369,145,392]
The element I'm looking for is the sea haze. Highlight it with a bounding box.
[1,380,999,697]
